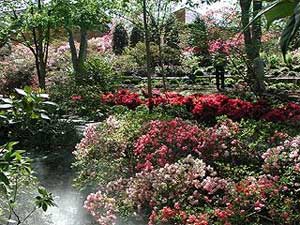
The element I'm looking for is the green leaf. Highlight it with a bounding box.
[38,93,49,99]
[42,101,58,107]
[0,104,12,109]
[40,113,50,120]
[42,204,48,212]
[265,0,297,28]
[15,88,27,96]
[38,187,47,196]
[1,98,13,104]
[280,2,300,59]
[0,172,9,185]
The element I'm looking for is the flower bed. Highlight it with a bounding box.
[73,106,300,225]
[101,90,300,123]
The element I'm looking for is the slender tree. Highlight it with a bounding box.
[0,0,55,89]
[143,0,153,112]
[240,0,262,88]
[54,0,110,84]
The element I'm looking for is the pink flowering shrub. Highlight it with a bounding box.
[72,108,172,189]
[80,113,300,224]
[262,136,300,184]
[134,118,242,171]
[85,155,231,225]
[84,191,118,225]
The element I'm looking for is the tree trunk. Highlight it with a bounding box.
[77,28,88,81]
[240,0,263,95]
[38,60,46,89]
[158,37,167,92]
[143,0,153,112]
[240,0,254,62]
[67,28,88,84]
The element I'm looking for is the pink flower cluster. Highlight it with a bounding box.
[84,191,117,225]
[134,118,239,171]
[262,135,300,177]
[74,124,99,159]
[89,32,113,53]
[126,155,230,224]
[208,35,244,55]
[71,95,82,101]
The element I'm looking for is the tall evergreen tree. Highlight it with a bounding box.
[189,17,209,57]
[112,23,129,55]
[130,26,144,47]
[165,15,180,49]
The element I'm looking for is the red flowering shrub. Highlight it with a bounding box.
[262,103,300,123]
[220,98,253,120]
[191,94,229,120]
[101,89,143,109]
[101,90,300,124]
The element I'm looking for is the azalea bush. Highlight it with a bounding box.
[72,106,172,190]
[133,118,241,171]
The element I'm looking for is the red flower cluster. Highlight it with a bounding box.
[71,95,82,101]
[262,102,300,123]
[101,89,142,109]
[101,90,300,123]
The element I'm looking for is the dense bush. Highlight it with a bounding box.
[130,26,144,47]
[49,80,109,121]
[0,60,34,95]
[0,87,79,151]
[83,55,122,90]
[72,106,172,190]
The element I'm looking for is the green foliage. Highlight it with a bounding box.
[0,142,54,224]
[84,55,122,91]
[0,86,58,124]
[54,0,110,31]
[49,80,108,120]
[120,42,181,70]
[255,0,300,58]
[112,23,129,55]
[164,15,180,49]
[130,26,144,47]
[188,17,209,56]
[267,53,281,69]
[0,87,78,151]
[237,118,299,155]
